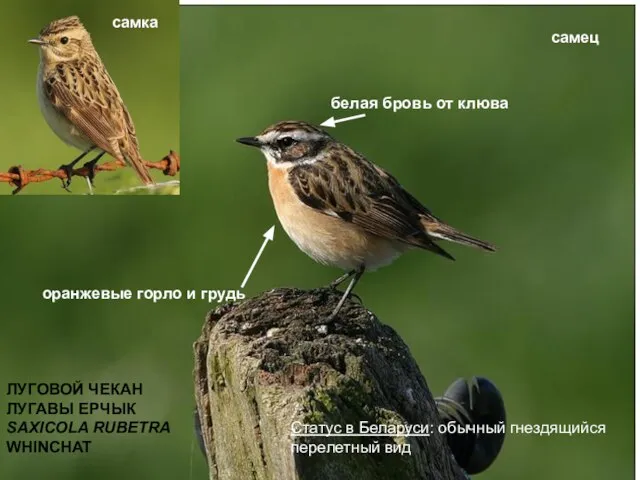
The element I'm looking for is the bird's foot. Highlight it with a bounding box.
[317,295,357,327]
[330,289,363,305]
[57,163,75,191]
[83,158,99,186]
[348,292,363,305]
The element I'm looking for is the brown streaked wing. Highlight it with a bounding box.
[288,149,430,246]
[121,104,140,156]
[371,163,446,225]
[46,60,125,156]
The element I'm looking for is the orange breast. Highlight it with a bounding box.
[266,163,406,271]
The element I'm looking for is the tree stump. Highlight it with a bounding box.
[194,287,466,480]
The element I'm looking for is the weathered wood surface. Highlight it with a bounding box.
[194,287,465,480]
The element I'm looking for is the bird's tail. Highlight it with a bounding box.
[422,219,496,252]
[123,152,154,185]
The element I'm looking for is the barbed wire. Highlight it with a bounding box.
[1,150,180,194]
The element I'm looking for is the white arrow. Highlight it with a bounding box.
[320,113,366,128]
[241,226,275,289]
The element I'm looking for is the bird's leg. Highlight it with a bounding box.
[329,270,355,289]
[326,266,365,323]
[348,292,364,305]
[82,151,106,187]
[58,146,95,190]
[328,269,363,305]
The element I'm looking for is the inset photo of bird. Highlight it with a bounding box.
[7,13,179,195]
[237,121,495,320]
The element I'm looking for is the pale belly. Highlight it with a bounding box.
[268,167,407,272]
[36,67,93,151]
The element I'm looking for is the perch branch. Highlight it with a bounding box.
[1,150,180,194]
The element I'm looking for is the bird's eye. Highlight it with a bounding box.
[276,137,295,149]
[60,37,69,44]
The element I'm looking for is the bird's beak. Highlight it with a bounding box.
[236,137,262,148]
[28,38,45,45]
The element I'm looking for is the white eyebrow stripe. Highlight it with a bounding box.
[258,129,325,145]
[258,131,279,144]
[290,130,324,142]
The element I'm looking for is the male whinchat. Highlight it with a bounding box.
[29,16,154,187]
[237,121,495,320]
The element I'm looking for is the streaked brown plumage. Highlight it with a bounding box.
[30,16,153,186]
[237,120,495,319]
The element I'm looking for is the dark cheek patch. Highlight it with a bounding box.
[288,143,309,160]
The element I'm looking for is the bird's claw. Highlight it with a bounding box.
[83,159,99,186]
[57,163,74,191]
[331,289,363,305]
[348,292,363,305]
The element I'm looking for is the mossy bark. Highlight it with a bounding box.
[194,287,465,480]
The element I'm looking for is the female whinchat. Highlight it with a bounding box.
[29,16,154,187]
[237,121,496,320]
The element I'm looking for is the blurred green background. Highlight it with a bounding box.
[0,0,179,194]
[0,5,633,480]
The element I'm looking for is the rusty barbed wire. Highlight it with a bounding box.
[1,150,180,194]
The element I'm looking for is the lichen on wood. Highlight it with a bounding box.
[194,287,465,480]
